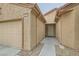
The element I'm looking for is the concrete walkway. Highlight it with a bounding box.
[0,37,58,56]
[39,37,58,56]
[0,45,21,56]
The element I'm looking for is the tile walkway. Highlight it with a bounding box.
[39,37,58,56]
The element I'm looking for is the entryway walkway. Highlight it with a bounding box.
[0,37,58,56]
[39,37,58,56]
[0,45,21,56]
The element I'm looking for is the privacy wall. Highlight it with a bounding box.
[56,4,79,49]
[0,3,45,51]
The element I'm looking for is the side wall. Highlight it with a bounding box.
[30,11,37,50]
[23,9,32,51]
[30,11,45,50]
[0,3,32,50]
[0,3,45,51]
[74,5,79,49]
[37,17,45,44]
[61,10,75,48]
[56,20,62,42]
[57,9,75,48]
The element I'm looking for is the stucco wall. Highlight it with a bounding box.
[30,11,37,50]
[0,20,22,49]
[0,3,32,50]
[44,10,57,24]
[57,8,75,48]
[30,11,45,50]
[23,10,32,51]
[74,5,79,49]
[56,20,62,42]
[37,17,45,44]
[0,4,29,20]
[61,10,75,48]
[0,3,45,51]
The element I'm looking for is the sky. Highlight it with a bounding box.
[38,3,65,14]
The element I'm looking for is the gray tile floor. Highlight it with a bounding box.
[39,37,58,56]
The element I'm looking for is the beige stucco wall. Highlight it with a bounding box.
[0,20,22,49]
[23,10,32,51]
[37,17,45,45]
[0,4,29,20]
[24,6,45,51]
[74,5,79,49]
[30,11,45,50]
[56,7,75,48]
[30,11,37,50]
[56,20,62,42]
[0,3,32,50]
[45,10,57,24]
[61,10,75,48]
[0,3,45,51]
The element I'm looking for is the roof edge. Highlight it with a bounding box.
[34,3,46,23]
[11,3,46,23]
[55,3,79,22]
[44,8,57,16]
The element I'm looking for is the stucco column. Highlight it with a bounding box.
[23,10,31,51]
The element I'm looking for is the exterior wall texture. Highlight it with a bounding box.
[0,3,45,51]
[56,20,62,42]
[61,10,75,48]
[30,11,37,50]
[56,5,79,49]
[74,5,79,49]
[55,4,79,56]
[0,4,29,20]
[23,10,32,50]
[30,11,45,50]
[0,3,29,49]
[0,20,22,49]
[37,17,45,44]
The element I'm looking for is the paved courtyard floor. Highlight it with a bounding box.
[0,37,58,56]
[0,44,21,56]
[39,37,58,56]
